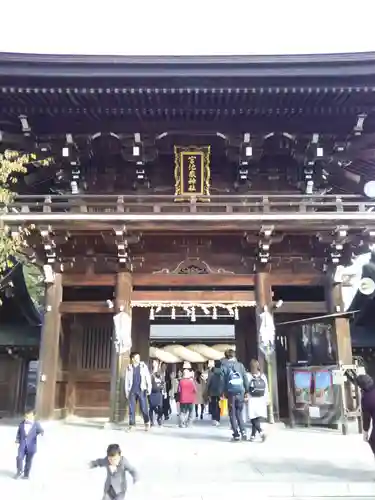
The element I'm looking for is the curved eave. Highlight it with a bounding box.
[0,263,42,327]
[1,52,375,80]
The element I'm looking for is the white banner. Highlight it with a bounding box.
[113,312,132,354]
[258,307,276,355]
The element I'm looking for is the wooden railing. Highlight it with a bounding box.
[1,193,373,212]
[1,194,375,224]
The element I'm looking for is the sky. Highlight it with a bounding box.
[0,1,374,56]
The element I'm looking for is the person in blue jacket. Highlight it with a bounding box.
[15,408,44,479]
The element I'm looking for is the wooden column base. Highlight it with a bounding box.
[266,352,279,423]
[110,350,130,423]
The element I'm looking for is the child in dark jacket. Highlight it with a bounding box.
[90,443,138,500]
[15,408,44,479]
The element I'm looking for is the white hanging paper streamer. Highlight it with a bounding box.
[259,306,276,355]
[113,311,132,354]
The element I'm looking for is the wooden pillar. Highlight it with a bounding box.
[66,319,80,416]
[325,274,354,431]
[235,313,246,365]
[235,307,257,368]
[109,272,132,423]
[131,307,150,363]
[255,272,280,423]
[325,277,352,365]
[35,273,62,420]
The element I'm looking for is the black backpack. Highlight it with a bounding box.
[249,375,266,397]
[151,373,163,393]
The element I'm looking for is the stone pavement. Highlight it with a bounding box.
[1,416,375,499]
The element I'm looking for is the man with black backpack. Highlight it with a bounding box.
[221,348,249,441]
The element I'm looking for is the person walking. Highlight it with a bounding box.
[194,370,206,419]
[207,360,223,425]
[221,348,249,441]
[90,443,138,500]
[170,369,182,416]
[14,408,44,479]
[357,374,375,455]
[246,359,269,442]
[125,352,152,431]
[161,363,172,420]
[178,369,197,427]
[206,360,215,416]
[148,359,165,426]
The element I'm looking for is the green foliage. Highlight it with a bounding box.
[0,150,29,275]
[22,260,45,308]
[0,149,53,294]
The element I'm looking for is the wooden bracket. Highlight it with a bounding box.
[114,227,131,270]
[40,225,57,264]
[258,226,273,265]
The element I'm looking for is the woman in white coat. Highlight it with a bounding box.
[246,359,269,442]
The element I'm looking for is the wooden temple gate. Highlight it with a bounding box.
[30,267,353,421]
[1,52,375,421]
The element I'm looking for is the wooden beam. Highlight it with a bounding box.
[63,273,253,287]
[270,273,324,286]
[60,301,110,314]
[134,273,254,287]
[274,302,327,314]
[62,272,323,288]
[136,273,322,287]
[63,274,116,286]
[60,290,255,313]
[132,290,254,303]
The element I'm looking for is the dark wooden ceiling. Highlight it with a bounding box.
[1,52,375,196]
[0,85,374,135]
[1,52,375,135]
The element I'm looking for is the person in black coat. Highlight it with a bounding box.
[161,363,171,420]
[148,360,165,426]
[357,374,375,455]
[207,360,223,425]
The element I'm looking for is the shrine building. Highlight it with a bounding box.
[1,51,375,421]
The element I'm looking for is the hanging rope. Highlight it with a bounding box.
[149,343,235,363]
